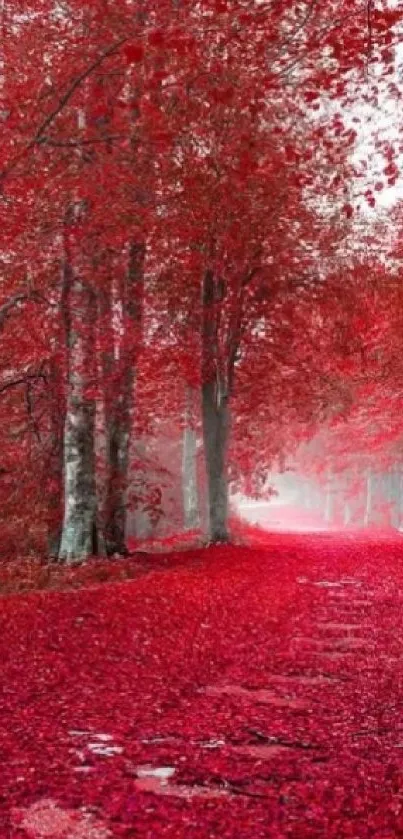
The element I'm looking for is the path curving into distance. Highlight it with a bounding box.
[2,532,403,837]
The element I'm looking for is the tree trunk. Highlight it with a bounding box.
[388,469,400,529]
[46,315,65,558]
[59,275,100,563]
[397,469,403,530]
[46,362,65,558]
[201,269,230,543]
[182,385,200,531]
[363,469,373,527]
[202,382,229,542]
[104,242,144,555]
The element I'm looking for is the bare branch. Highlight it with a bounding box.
[39,133,127,148]
[0,290,48,329]
[0,367,47,396]
[0,37,128,183]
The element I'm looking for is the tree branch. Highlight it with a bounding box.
[39,133,127,148]
[227,264,262,394]
[0,367,47,396]
[0,37,128,183]
[25,380,42,442]
[0,291,46,329]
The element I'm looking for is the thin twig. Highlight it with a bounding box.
[0,38,128,183]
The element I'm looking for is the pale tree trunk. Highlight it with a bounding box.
[182,385,200,531]
[46,358,65,558]
[59,276,101,563]
[58,102,104,563]
[200,258,255,542]
[363,469,373,527]
[397,468,403,529]
[104,243,144,555]
[388,469,400,529]
[129,438,153,541]
[47,263,71,558]
[201,270,229,543]
[202,384,229,542]
[389,470,397,529]
[342,472,351,527]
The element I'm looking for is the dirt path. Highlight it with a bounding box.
[2,534,403,837]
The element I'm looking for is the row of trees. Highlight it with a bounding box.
[0,0,401,560]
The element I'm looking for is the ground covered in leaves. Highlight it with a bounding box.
[2,531,403,837]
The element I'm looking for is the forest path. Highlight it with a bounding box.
[2,533,403,837]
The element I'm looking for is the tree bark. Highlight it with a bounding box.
[103,242,144,555]
[324,483,333,525]
[182,385,200,531]
[46,358,65,558]
[59,274,101,563]
[387,469,400,529]
[202,384,229,542]
[363,469,373,527]
[395,468,403,530]
[201,270,230,543]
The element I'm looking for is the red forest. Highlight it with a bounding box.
[0,0,400,556]
[1,1,403,837]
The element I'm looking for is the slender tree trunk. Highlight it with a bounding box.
[201,270,229,543]
[104,242,144,555]
[202,383,229,542]
[46,274,70,561]
[59,275,100,563]
[47,359,65,558]
[388,469,400,529]
[397,469,403,530]
[47,263,71,558]
[182,385,200,531]
[58,100,104,563]
[363,469,373,527]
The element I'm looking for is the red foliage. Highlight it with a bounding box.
[0,0,399,552]
[2,534,403,836]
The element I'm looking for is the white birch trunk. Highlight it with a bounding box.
[398,470,403,529]
[182,385,200,531]
[104,243,144,554]
[59,279,99,562]
[389,469,400,529]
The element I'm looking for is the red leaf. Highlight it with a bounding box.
[148,31,165,48]
[304,90,320,103]
[124,43,144,63]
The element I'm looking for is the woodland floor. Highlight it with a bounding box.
[2,532,403,837]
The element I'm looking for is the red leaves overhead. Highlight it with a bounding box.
[0,0,400,552]
[2,535,403,834]
[304,90,320,104]
[148,31,165,48]
[124,43,145,64]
